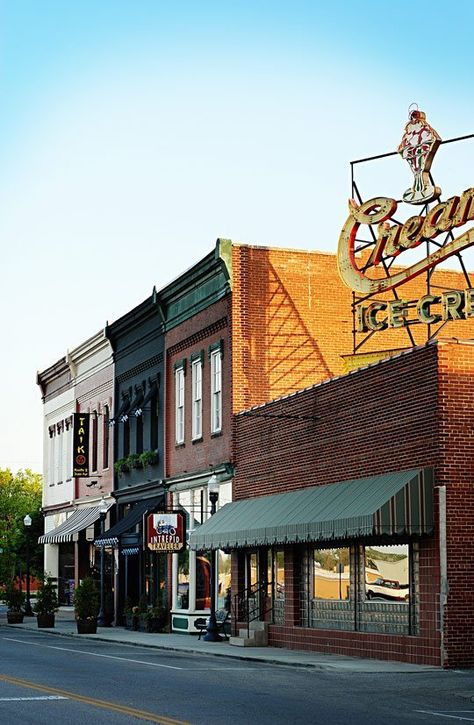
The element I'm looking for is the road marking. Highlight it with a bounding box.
[0,696,68,701]
[0,675,190,725]
[3,637,183,670]
[416,711,474,722]
[2,637,262,670]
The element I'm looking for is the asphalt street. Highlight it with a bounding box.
[2,628,474,724]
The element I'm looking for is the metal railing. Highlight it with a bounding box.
[233,581,273,638]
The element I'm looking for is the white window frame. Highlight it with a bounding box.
[191,358,202,440]
[210,348,222,434]
[175,366,185,444]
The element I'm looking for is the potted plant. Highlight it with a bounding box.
[114,458,130,477]
[74,577,99,634]
[139,450,159,468]
[147,594,168,633]
[137,594,151,632]
[127,453,143,469]
[123,597,139,630]
[2,583,25,624]
[33,576,59,628]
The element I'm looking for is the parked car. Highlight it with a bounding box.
[365,578,409,602]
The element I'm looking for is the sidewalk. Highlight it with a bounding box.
[1,607,438,673]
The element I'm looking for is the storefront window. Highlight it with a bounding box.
[274,550,285,600]
[176,548,189,609]
[217,551,231,610]
[364,544,410,603]
[196,552,211,609]
[313,547,350,600]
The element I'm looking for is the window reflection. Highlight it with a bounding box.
[274,550,285,600]
[196,553,211,610]
[313,548,350,600]
[217,551,231,610]
[176,548,189,609]
[365,544,410,603]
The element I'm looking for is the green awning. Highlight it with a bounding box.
[189,469,433,551]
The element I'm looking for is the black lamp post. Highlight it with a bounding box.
[97,499,109,627]
[204,475,222,642]
[23,514,33,616]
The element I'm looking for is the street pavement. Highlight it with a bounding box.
[0,606,440,673]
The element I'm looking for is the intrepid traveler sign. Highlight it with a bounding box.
[146,512,186,552]
[337,109,474,333]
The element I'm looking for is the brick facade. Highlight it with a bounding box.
[233,340,474,667]
[165,295,232,478]
[230,245,474,412]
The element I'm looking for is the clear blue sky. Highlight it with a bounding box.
[1,1,474,471]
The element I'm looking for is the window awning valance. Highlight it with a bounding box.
[189,469,433,551]
[94,495,164,548]
[39,502,114,544]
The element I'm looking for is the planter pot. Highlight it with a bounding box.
[138,618,151,632]
[125,614,139,630]
[76,618,97,634]
[7,611,24,624]
[149,616,167,633]
[37,613,55,628]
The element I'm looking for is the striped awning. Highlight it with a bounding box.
[39,501,114,544]
[189,469,433,551]
[121,547,140,556]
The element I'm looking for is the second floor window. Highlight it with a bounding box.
[175,366,185,444]
[210,348,222,434]
[91,411,98,472]
[192,357,202,440]
[103,405,110,469]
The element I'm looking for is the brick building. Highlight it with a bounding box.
[192,339,474,667]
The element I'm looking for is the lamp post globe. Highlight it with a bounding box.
[97,499,109,627]
[203,475,222,642]
[23,514,33,616]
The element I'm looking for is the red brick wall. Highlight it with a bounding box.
[233,340,474,666]
[233,343,444,665]
[165,296,232,478]
[230,245,474,413]
[234,344,439,500]
[437,342,474,668]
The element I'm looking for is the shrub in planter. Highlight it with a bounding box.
[127,453,143,469]
[34,576,59,628]
[114,458,130,477]
[123,597,139,630]
[138,450,159,468]
[74,577,99,634]
[2,583,25,623]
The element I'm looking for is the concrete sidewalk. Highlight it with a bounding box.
[1,607,438,673]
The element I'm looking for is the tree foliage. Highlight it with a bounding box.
[0,468,43,587]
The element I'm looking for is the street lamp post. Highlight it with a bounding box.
[23,514,33,616]
[204,475,222,642]
[97,499,109,627]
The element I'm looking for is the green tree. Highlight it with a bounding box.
[0,468,42,587]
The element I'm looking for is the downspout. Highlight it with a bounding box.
[438,485,448,667]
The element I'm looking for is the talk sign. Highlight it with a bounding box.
[146,512,186,552]
[73,413,90,477]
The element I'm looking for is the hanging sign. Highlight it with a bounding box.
[146,512,186,552]
[72,413,90,477]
